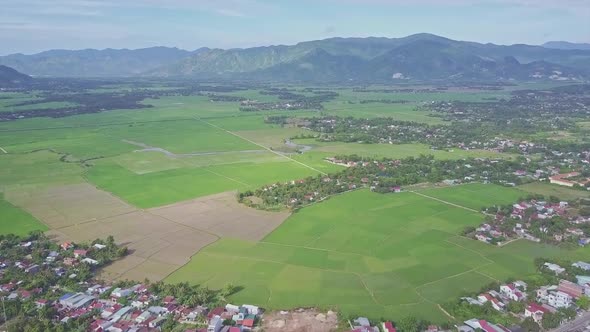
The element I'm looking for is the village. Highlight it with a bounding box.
[471,196,590,247]
[0,233,263,332]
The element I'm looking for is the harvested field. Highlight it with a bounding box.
[261,309,339,332]
[5,183,136,229]
[149,191,290,241]
[10,183,290,281]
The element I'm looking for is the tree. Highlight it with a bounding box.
[507,300,525,314]
[576,295,590,310]
[397,316,420,332]
[520,317,540,332]
[541,312,561,329]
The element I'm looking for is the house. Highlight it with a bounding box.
[208,315,222,332]
[490,298,505,311]
[525,303,549,323]
[135,310,152,323]
[82,258,99,265]
[464,319,510,332]
[382,321,396,332]
[111,306,133,322]
[558,279,584,298]
[537,285,558,301]
[241,304,260,315]
[111,287,133,298]
[513,280,528,290]
[35,299,50,308]
[243,317,256,330]
[93,243,107,250]
[73,249,88,258]
[59,292,95,309]
[61,242,73,250]
[477,293,493,304]
[149,316,166,328]
[547,291,572,308]
[573,261,590,271]
[543,262,566,274]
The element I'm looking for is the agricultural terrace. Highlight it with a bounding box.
[167,184,590,322]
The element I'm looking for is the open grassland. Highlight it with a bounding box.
[167,185,587,321]
[518,182,590,200]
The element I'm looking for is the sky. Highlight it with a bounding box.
[1,0,589,55]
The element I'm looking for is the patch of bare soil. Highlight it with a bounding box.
[262,309,339,332]
[5,183,136,229]
[149,191,290,241]
[11,184,290,281]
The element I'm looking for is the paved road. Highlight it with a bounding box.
[552,311,590,332]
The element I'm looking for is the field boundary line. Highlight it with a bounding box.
[202,167,252,187]
[409,190,480,213]
[195,118,327,175]
[443,238,495,265]
[200,251,380,305]
[0,147,6,154]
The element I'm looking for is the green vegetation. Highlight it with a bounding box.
[517,182,590,201]
[0,194,47,235]
[167,185,588,321]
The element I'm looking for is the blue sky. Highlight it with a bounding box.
[1,0,589,55]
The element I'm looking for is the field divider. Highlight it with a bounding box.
[409,190,480,213]
[195,118,327,175]
[200,251,380,305]
[0,147,6,154]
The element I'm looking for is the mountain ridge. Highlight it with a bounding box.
[2,34,590,82]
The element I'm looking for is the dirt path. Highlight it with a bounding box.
[0,147,6,154]
[196,118,327,175]
[122,139,266,158]
[410,190,480,213]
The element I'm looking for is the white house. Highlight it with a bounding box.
[547,291,572,308]
[544,262,566,275]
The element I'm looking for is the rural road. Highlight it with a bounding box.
[122,139,266,158]
[551,311,590,332]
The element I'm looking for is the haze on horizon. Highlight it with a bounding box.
[1,0,589,55]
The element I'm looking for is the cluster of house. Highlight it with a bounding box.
[473,198,590,246]
[1,238,263,332]
[457,319,513,332]
[460,261,590,329]
[461,280,528,312]
[74,284,260,332]
[346,317,443,332]
[0,241,107,302]
[549,172,590,188]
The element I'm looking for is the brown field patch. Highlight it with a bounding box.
[13,184,289,281]
[262,309,339,332]
[149,191,290,241]
[5,183,136,229]
[52,210,218,281]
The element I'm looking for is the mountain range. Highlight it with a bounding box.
[0,47,193,77]
[2,34,590,82]
[542,41,590,51]
[0,65,32,87]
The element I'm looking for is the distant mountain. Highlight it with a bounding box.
[148,34,590,82]
[0,47,195,77]
[3,34,590,82]
[543,41,590,51]
[0,65,32,87]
